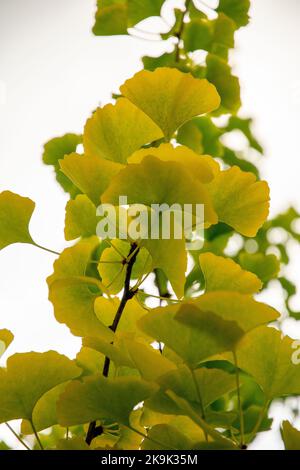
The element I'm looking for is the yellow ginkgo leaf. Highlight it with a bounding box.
[128,143,215,184]
[0,351,81,424]
[199,252,262,294]
[120,68,221,140]
[206,165,270,237]
[64,195,98,241]
[0,329,14,358]
[0,191,35,250]
[83,98,163,163]
[60,153,123,205]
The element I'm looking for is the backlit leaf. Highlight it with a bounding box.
[65,195,98,241]
[281,421,300,450]
[83,98,163,163]
[217,0,250,28]
[238,252,280,283]
[0,191,35,250]
[199,252,262,294]
[0,352,81,424]
[120,68,221,140]
[57,375,157,426]
[0,329,13,358]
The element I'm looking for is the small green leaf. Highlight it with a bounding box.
[0,191,35,250]
[239,252,280,283]
[217,0,250,28]
[65,195,98,241]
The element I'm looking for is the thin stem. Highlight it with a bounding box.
[33,243,60,256]
[5,423,31,450]
[175,0,192,62]
[191,368,208,441]
[233,351,245,448]
[85,243,140,445]
[106,240,127,259]
[141,292,180,303]
[248,399,270,443]
[128,426,178,451]
[30,420,44,450]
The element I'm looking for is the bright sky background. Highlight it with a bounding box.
[0,0,300,450]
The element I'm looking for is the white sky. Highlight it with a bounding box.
[0,0,300,450]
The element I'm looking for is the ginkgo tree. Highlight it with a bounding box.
[0,0,300,451]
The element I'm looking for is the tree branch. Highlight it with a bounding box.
[85,243,139,445]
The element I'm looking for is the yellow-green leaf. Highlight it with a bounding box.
[65,195,98,241]
[60,153,123,205]
[0,329,13,358]
[206,165,270,237]
[281,421,300,450]
[57,375,157,426]
[0,352,81,424]
[83,98,163,163]
[235,326,300,399]
[120,68,221,140]
[199,252,262,294]
[239,252,280,283]
[0,191,35,250]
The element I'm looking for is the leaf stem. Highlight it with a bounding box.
[191,368,208,441]
[248,399,270,443]
[233,351,245,448]
[5,423,31,450]
[30,420,44,450]
[175,0,192,62]
[33,243,60,256]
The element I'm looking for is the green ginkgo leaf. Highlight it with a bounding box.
[206,165,270,237]
[141,423,194,450]
[281,421,300,450]
[217,0,250,28]
[60,152,123,206]
[234,326,300,400]
[0,329,13,358]
[206,54,241,113]
[57,375,157,427]
[21,382,69,434]
[83,98,163,163]
[47,237,113,340]
[199,252,262,294]
[120,68,221,140]
[65,195,98,241]
[42,133,82,197]
[0,191,35,250]
[0,352,81,424]
[238,252,280,283]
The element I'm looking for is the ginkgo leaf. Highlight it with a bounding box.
[60,153,123,205]
[47,237,113,340]
[206,54,241,113]
[57,375,157,427]
[145,365,236,416]
[94,297,147,337]
[182,291,279,333]
[217,0,250,28]
[93,0,128,35]
[128,143,215,184]
[102,155,217,225]
[139,293,278,365]
[281,421,300,450]
[83,98,163,163]
[177,117,223,157]
[0,352,81,424]
[0,329,13,358]
[76,346,105,377]
[56,437,91,451]
[65,195,98,241]
[199,252,262,294]
[226,116,263,153]
[238,252,280,283]
[234,326,300,400]
[127,0,165,27]
[141,423,194,450]
[0,191,35,250]
[124,340,176,381]
[206,165,270,237]
[82,336,134,369]
[183,19,213,53]
[120,68,221,140]
[98,239,152,295]
[21,382,69,434]
[42,133,82,197]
